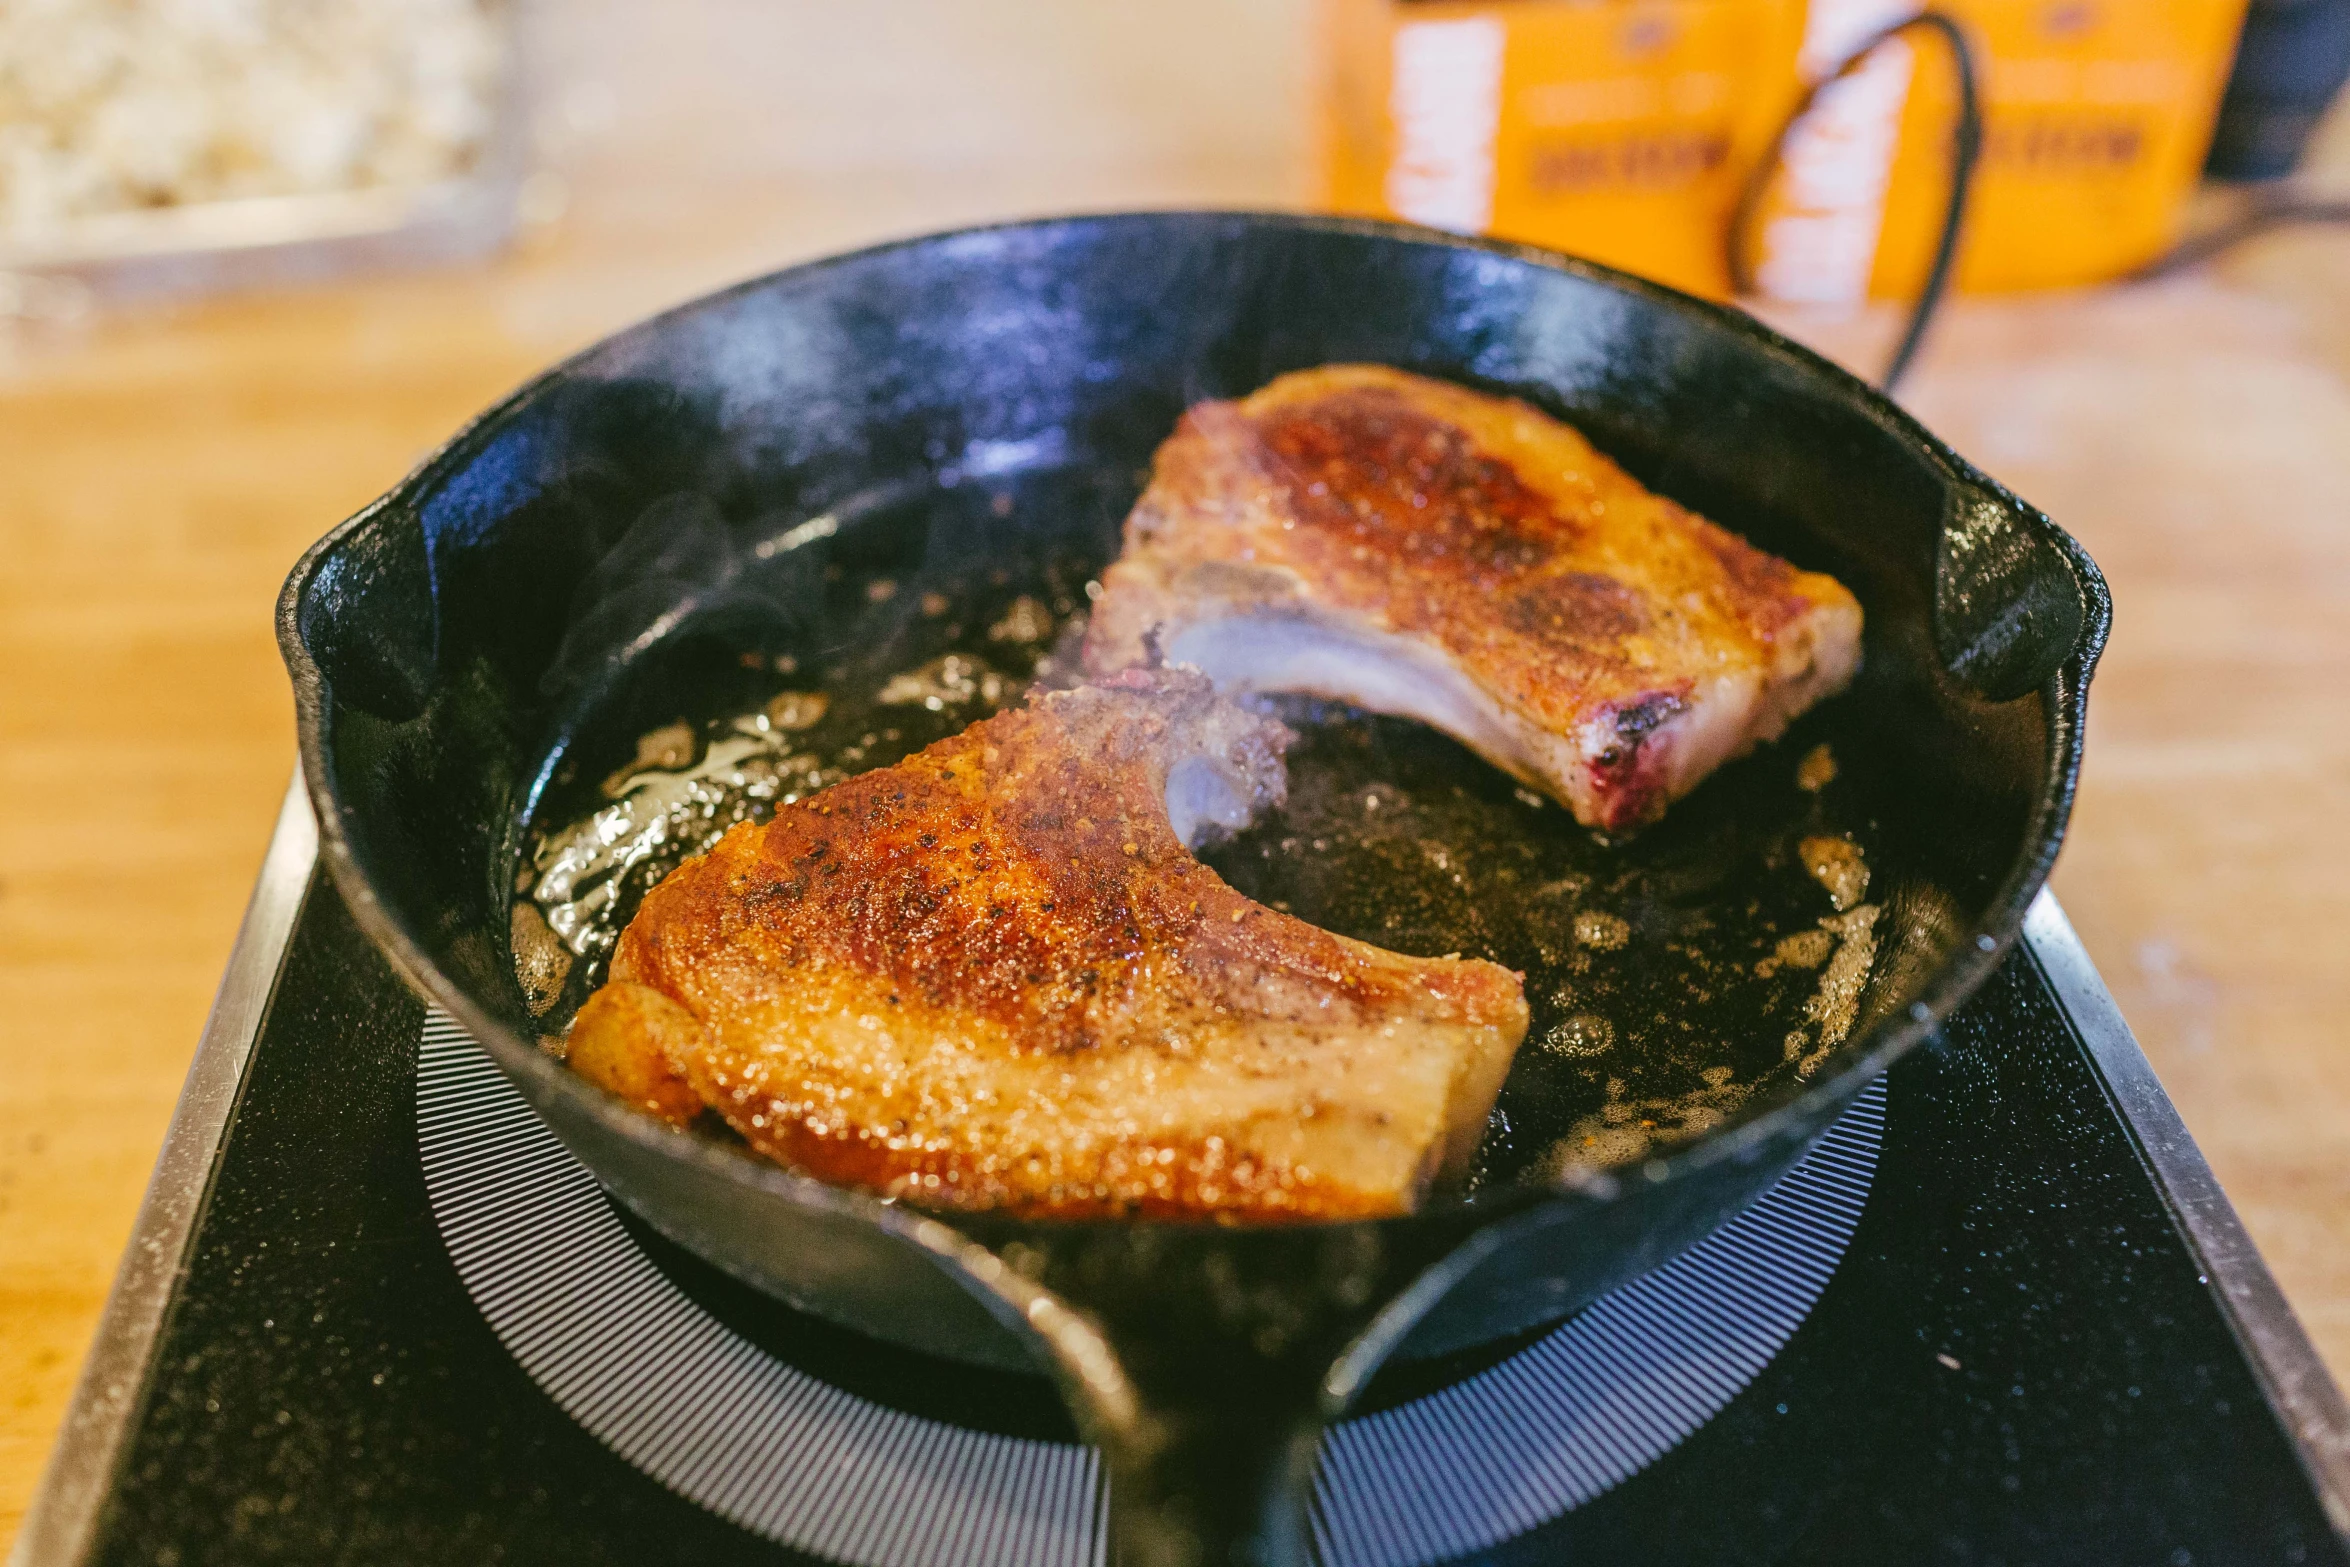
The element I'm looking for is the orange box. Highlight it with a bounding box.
[1319,0,2249,300]
[1323,0,1806,297]
[1858,0,2252,295]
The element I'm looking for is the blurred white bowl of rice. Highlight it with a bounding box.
[0,0,519,291]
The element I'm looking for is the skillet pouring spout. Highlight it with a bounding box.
[280,212,2105,1567]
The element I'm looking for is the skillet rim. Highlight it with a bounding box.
[276,208,2112,1243]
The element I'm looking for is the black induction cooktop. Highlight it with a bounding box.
[14,783,2350,1567]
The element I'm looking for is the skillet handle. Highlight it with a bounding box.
[943,1219,1466,1567]
[1079,1315,1327,1567]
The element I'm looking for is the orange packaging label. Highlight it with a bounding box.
[1855,0,2252,295]
[1320,0,2248,299]
[1323,0,1805,297]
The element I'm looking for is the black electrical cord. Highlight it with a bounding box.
[2132,192,2350,279]
[1727,11,1984,396]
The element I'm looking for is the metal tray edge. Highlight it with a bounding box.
[2024,890,2350,1543]
[0,7,525,302]
[6,776,318,1567]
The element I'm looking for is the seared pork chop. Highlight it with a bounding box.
[567,669,1528,1220]
[1084,365,1863,832]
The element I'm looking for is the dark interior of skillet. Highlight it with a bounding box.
[292,213,2095,1371]
[519,469,1893,1197]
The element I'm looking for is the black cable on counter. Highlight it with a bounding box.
[1727,10,1984,396]
[2133,193,2350,279]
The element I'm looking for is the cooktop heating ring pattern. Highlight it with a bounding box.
[418,1010,1885,1567]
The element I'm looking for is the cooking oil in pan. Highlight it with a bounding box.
[521,594,1090,1019]
[1202,699,1881,1190]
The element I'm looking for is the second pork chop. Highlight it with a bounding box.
[1084,365,1863,832]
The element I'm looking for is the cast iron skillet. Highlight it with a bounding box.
[280,212,2107,1567]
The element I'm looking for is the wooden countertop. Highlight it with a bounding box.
[4,1,2346,1546]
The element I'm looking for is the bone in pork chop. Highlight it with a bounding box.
[567,669,1529,1220]
[1083,365,1863,832]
